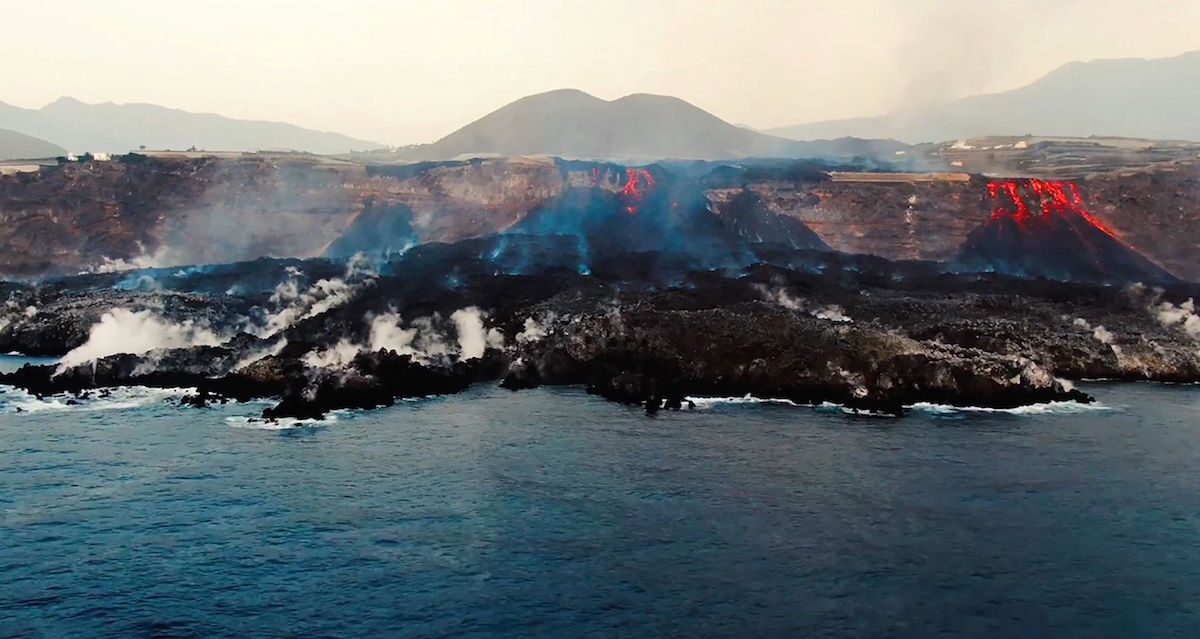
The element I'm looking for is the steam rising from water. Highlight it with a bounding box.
[57,309,224,372]
[451,307,504,360]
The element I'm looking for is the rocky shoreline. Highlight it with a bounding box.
[3,238,1197,419]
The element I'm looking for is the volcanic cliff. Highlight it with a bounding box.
[1,153,1197,282]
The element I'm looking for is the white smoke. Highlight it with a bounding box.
[451,308,487,359]
[57,308,225,372]
[516,317,547,344]
[234,339,288,371]
[93,245,172,273]
[369,312,417,356]
[259,277,356,337]
[251,261,373,338]
[450,307,504,360]
[1073,317,1122,357]
[754,284,802,311]
[1155,299,1200,339]
[408,317,451,362]
[303,339,361,369]
[269,267,304,305]
[814,305,852,323]
[316,306,507,369]
[753,284,851,323]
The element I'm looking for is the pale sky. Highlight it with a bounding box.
[3,0,1199,145]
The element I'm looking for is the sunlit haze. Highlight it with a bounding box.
[4,0,1200,144]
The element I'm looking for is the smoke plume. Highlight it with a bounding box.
[58,308,225,371]
[450,307,504,360]
[1073,317,1121,356]
[1155,298,1200,338]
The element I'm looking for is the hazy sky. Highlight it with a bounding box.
[4,0,1199,145]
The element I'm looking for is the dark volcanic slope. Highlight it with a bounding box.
[710,189,831,250]
[416,89,906,161]
[3,154,1198,283]
[954,179,1177,284]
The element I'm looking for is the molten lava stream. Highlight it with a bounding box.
[620,168,655,215]
[986,178,1122,242]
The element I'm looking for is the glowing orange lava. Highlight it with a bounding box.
[620,168,656,214]
[987,179,1119,240]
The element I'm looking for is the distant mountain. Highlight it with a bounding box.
[0,128,65,160]
[0,97,384,155]
[768,50,1200,143]
[411,89,907,161]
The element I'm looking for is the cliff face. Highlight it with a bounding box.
[724,163,1200,281]
[0,159,207,275]
[0,155,573,275]
[1,154,1198,282]
[708,178,991,263]
[1081,164,1200,281]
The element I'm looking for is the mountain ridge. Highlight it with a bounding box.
[0,128,65,160]
[767,50,1200,143]
[0,97,385,155]
[408,89,908,161]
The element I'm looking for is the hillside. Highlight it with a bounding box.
[410,89,906,161]
[0,128,65,160]
[768,50,1200,143]
[0,97,384,155]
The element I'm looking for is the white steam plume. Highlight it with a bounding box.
[303,339,361,369]
[814,305,852,323]
[234,339,288,371]
[753,284,802,311]
[251,260,375,338]
[369,312,417,356]
[755,285,851,323]
[93,244,172,273]
[517,317,547,344]
[57,308,224,372]
[1074,317,1122,357]
[304,306,503,370]
[450,307,504,360]
[1155,299,1200,339]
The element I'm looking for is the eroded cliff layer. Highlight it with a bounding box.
[1,153,1197,281]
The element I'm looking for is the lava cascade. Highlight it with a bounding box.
[987,179,1121,240]
[954,178,1176,284]
[620,168,656,214]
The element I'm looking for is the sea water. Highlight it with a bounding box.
[2,375,1199,637]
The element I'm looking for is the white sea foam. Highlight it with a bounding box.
[225,414,339,429]
[908,401,1115,415]
[684,394,1113,416]
[685,394,799,408]
[0,385,192,414]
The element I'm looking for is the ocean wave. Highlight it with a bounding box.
[908,401,1115,415]
[0,385,192,414]
[684,394,1113,416]
[225,414,338,430]
[685,395,799,408]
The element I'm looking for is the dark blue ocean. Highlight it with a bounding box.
[2,359,1199,637]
